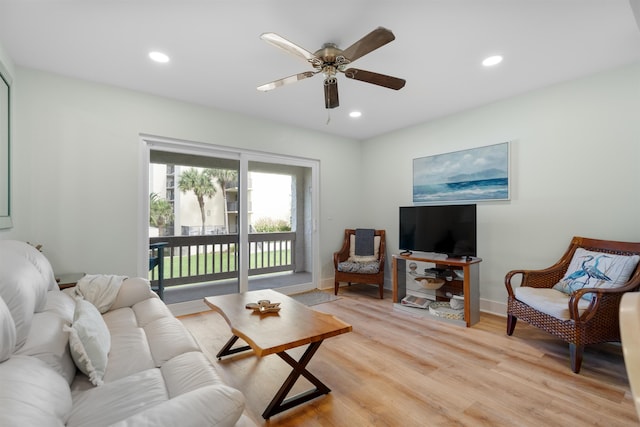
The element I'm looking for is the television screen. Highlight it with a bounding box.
[399,204,477,258]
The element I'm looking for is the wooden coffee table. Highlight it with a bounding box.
[204,289,352,419]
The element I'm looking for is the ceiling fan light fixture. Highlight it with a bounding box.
[149,51,170,63]
[482,55,503,67]
[349,111,362,118]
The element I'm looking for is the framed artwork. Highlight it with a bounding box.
[0,58,11,229]
[413,142,510,204]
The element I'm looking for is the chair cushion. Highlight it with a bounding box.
[337,261,380,274]
[552,248,640,300]
[348,235,381,262]
[515,287,591,320]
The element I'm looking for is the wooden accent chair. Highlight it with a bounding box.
[334,229,386,299]
[505,236,640,373]
[620,292,640,418]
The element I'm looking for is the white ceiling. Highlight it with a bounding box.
[1,0,639,140]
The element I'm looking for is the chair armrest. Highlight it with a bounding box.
[570,279,640,321]
[333,241,350,268]
[377,251,386,270]
[505,265,566,297]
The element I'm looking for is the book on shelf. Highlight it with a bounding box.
[401,294,431,309]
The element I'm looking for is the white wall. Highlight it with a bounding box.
[362,62,640,314]
[3,66,363,282]
[2,34,639,312]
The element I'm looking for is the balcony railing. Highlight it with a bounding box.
[149,232,295,290]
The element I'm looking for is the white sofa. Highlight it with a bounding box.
[0,240,255,426]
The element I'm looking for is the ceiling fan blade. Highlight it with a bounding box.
[257,71,316,92]
[323,77,339,109]
[341,27,396,63]
[260,33,319,64]
[343,68,406,90]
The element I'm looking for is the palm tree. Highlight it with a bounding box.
[177,168,216,235]
[149,193,174,236]
[208,168,238,234]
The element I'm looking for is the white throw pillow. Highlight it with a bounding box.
[553,248,640,301]
[63,299,110,386]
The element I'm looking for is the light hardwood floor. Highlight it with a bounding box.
[179,285,638,426]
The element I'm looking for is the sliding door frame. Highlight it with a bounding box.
[138,134,319,293]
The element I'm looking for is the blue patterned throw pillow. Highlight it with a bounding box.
[553,248,640,300]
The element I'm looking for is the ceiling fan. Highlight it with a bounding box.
[257,27,406,109]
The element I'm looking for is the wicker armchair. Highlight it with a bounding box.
[334,229,386,299]
[505,236,640,373]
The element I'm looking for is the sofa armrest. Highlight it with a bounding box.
[109,278,156,311]
[109,384,247,427]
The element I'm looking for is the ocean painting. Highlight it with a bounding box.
[413,142,510,203]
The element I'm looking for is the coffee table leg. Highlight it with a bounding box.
[262,340,330,419]
[216,335,252,360]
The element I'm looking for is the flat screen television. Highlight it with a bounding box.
[399,204,477,258]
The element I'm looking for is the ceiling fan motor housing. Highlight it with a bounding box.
[313,43,348,70]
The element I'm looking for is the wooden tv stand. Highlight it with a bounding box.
[392,253,481,327]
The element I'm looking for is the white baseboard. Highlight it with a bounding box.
[172,276,509,319]
[480,299,507,317]
[169,282,318,317]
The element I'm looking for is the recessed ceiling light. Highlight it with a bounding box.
[349,111,362,118]
[482,55,503,67]
[149,51,170,63]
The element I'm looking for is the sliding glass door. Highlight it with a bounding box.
[141,136,318,303]
[246,159,314,293]
[148,149,241,303]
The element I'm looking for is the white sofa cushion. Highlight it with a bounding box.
[144,316,201,367]
[65,299,111,386]
[15,290,77,383]
[45,290,76,322]
[109,277,155,310]
[103,327,155,382]
[68,368,168,427]
[515,286,591,320]
[0,355,72,426]
[0,297,16,362]
[0,252,48,349]
[161,351,227,397]
[131,296,175,327]
[16,310,76,384]
[0,240,58,291]
[109,384,246,427]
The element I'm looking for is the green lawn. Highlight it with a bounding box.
[149,249,292,279]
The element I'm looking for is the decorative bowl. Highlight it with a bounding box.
[414,277,445,290]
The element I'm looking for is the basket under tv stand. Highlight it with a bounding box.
[392,253,482,327]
